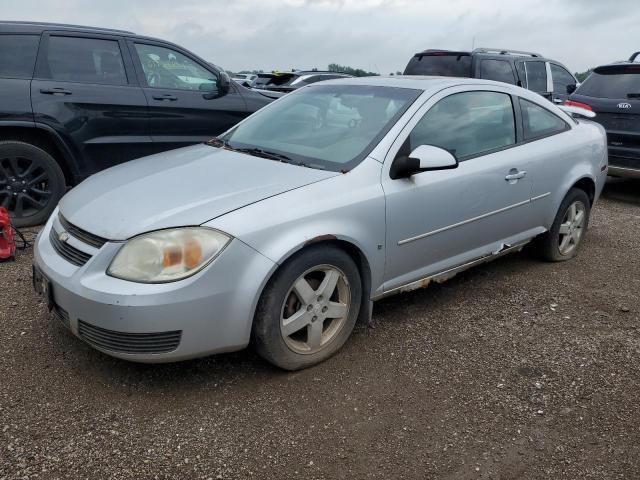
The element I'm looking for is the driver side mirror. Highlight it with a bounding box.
[566,83,577,94]
[203,71,231,99]
[390,145,458,180]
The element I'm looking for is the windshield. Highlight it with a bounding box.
[219,84,421,171]
[577,65,640,99]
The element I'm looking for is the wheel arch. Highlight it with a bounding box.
[0,123,80,185]
[252,235,374,328]
[571,176,596,206]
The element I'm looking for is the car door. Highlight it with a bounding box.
[381,86,536,291]
[128,40,249,152]
[31,31,152,176]
[549,63,578,105]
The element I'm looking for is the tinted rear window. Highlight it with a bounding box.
[404,54,472,77]
[0,34,39,78]
[480,59,516,84]
[577,66,640,99]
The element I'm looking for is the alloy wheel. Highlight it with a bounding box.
[558,200,586,255]
[280,265,351,354]
[0,156,52,219]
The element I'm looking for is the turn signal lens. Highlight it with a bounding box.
[107,228,231,283]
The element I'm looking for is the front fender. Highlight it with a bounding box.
[206,157,387,296]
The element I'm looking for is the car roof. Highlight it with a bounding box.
[0,20,135,35]
[316,75,515,92]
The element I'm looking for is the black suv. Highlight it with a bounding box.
[566,54,640,179]
[404,48,578,104]
[0,22,273,226]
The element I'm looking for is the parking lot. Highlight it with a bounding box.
[0,179,636,479]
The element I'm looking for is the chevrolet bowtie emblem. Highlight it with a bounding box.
[58,231,70,243]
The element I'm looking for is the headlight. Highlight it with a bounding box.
[107,228,231,283]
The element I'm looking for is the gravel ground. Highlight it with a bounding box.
[1,179,639,480]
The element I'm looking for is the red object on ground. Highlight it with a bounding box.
[0,207,16,261]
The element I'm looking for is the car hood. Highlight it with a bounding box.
[59,144,338,240]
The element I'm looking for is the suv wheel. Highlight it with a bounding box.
[532,188,591,262]
[253,245,362,370]
[0,141,65,227]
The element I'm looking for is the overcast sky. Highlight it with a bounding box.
[4,0,640,74]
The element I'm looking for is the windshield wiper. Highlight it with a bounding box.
[233,147,295,163]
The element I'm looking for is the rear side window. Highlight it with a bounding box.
[0,35,39,78]
[408,91,516,159]
[550,64,576,94]
[43,36,127,85]
[480,59,516,84]
[404,54,472,77]
[524,61,548,92]
[577,66,640,99]
[519,98,567,140]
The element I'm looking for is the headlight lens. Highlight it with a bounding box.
[107,228,231,283]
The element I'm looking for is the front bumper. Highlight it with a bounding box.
[34,214,276,363]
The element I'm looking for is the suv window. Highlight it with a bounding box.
[550,64,576,94]
[519,98,567,140]
[0,35,39,79]
[577,65,640,99]
[44,36,127,85]
[404,54,472,77]
[134,43,217,91]
[480,59,516,84]
[408,91,516,159]
[524,61,548,92]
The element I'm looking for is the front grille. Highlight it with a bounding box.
[49,228,92,267]
[77,320,182,354]
[58,214,107,249]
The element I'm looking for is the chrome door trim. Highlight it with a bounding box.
[398,193,550,246]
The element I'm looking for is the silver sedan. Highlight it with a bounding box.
[33,76,608,370]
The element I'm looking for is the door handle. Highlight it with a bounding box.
[40,87,72,95]
[553,98,563,104]
[152,94,178,101]
[505,170,527,181]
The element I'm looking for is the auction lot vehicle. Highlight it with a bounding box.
[232,73,258,87]
[33,77,607,370]
[404,48,578,104]
[253,70,354,98]
[0,21,272,227]
[566,55,640,178]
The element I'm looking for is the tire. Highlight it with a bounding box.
[253,245,362,370]
[532,188,591,262]
[0,141,66,227]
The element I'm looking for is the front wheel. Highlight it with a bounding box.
[253,245,362,370]
[532,188,591,262]
[0,141,66,227]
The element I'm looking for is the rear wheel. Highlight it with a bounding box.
[0,141,65,227]
[253,245,362,370]
[532,188,591,262]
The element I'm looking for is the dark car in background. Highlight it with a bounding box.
[566,54,640,179]
[252,70,354,98]
[0,21,273,226]
[404,48,578,104]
